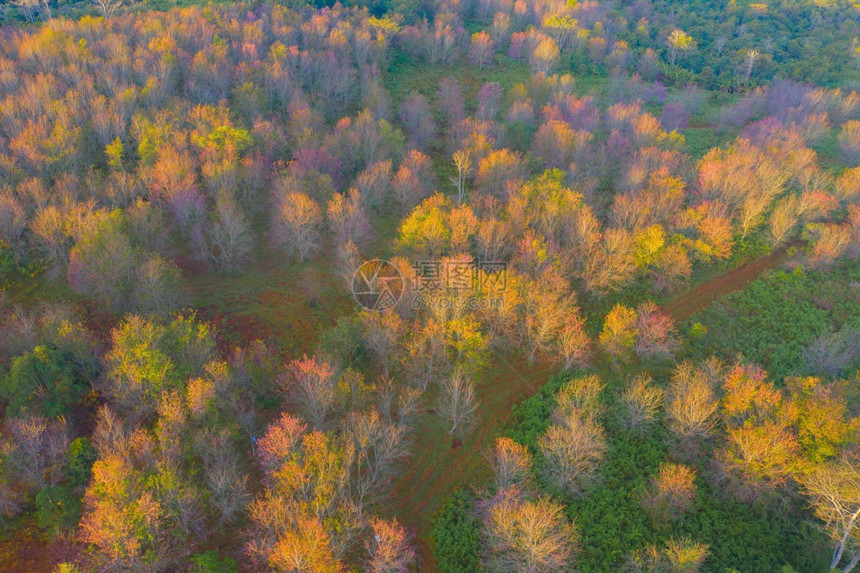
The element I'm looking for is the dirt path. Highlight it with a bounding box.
[662,245,793,322]
[399,247,795,571]
[387,357,553,569]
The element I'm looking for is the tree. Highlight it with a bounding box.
[452,150,472,206]
[104,315,213,423]
[533,120,591,170]
[469,32,494,70]
[2,345,88,419]
[400,93,437,150]
[355,160,393,209]
[620,373,664,434]
[477,83,503,123]
[599,304,638,363]
[437,368,478,437]
[365,517,415,573]
[489,437,533,491]
[436,79,465,127]
[802,453,860,572]
[267,515,345,572]
[271,192,323,262]
[743,49,761,81]
[247,428,357,566]
[327,189,372,247]
[628,537,709,572]
[0,192,25,263]
[769,195,802,247]
[558,314,592,370]
[134,255,187,318]
[280,356,337,430]
[67,210,138,314]
[345,409,408,509]
[531,37,560,75]
[634,301,678,360]
[522,271,577,364]
[197,431,250,524]
[256,412,307,479]
[205,193,253,272]
[643,463,697,524]
[92,0,123,18]
[359,310,404,377]
[839,121,860,166]
[476,149,525,201]
[11,0,45,22]
[482,487,577,572]
[2,416,68,489]
[393,150,436,213]
[543,14,579,51]
[579,228,636,294]
[81,455,172,571]
[650,244,692,292]
[719,364,799,500]
[665,362,719,455]
[397,193,450,258]
[404,318,449,391]
[539,379,607,497]
[666,30,695,65]
[65,437,97,488]
[698,141,788,239]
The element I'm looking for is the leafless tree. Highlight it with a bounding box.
[205,193,253,271]
[489,437,533,491]
[482,487,577,572]
[451,150,472,205]
[665,362,719,455]
[345,410,408,510]
[279,356,337,430]
[92,0,124,18]
[196,431,251,524]
[742,49,761,81]
[802,453,860,572]
[327,189,372,248]
[437,368,478,437]
[2,416,68,489]
[271,192,323,262]
[538,413,606,497]
[620,373,664,434]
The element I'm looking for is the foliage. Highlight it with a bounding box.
[1,345,87,419]
[430,489,482,573]
[35,485,81,534]
[65,437,97,489]
[685,263,860,380]
[188,551,238,573]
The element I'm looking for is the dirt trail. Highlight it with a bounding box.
[387,357,553,568]
[400,248,794,571]
[662,246,793,322]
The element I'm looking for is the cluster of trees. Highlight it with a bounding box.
[0,0,859,570]
[0,1,858,322]
[0,304,421,570]
[435,355,860,572]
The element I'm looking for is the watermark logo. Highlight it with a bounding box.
[352,258,508,312]
[351,259,405,311]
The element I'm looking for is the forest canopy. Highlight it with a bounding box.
[0,0,858,571]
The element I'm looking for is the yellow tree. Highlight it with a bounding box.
[666,29,695,65]
[598,304,638,363]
